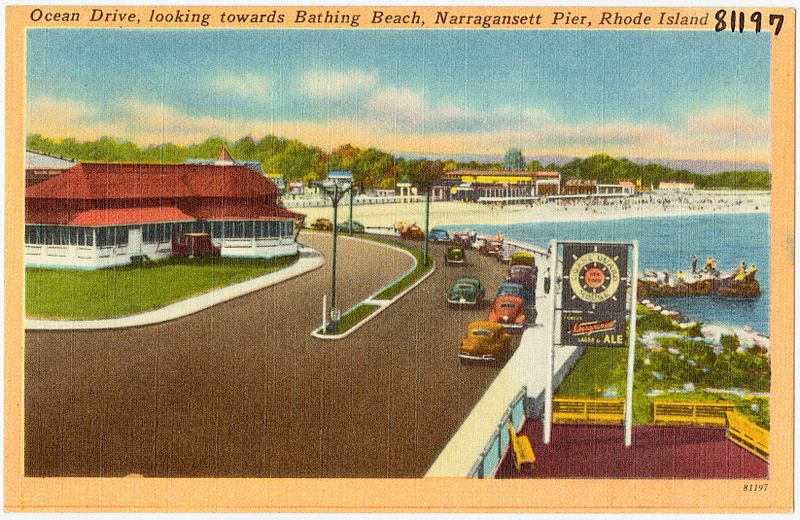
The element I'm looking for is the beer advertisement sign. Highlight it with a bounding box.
[561,243,629,347]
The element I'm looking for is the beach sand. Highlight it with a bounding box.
[295,192,770,229]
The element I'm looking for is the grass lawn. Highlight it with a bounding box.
[26,254,298,320]
[324,303,381,335]
[557,340,770,428]
[556,346,652,424]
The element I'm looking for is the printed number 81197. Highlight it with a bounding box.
[715,10,784,35]
[743,484,768,492]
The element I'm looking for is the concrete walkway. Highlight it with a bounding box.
[24,247,324,330]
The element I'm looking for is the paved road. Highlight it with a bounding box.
[25,233,520,477]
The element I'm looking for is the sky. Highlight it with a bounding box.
[26,29,770,164]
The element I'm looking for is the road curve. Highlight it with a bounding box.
[24,233,519,477]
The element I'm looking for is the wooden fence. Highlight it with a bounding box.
[726,412,769,462]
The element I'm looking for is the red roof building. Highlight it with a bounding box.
[25,159,305,269]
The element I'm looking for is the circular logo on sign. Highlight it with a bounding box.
[569,252,621,303]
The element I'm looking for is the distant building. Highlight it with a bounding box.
[658,181,695,191]
[618,180,637,194]
[597,183,631,195]
[25,149,303,269]
[444,169,534,186]
[563,178,597,195]
[185,145,264,174]
[441,169,561,199]
[326,170,353,183]
[25,150,76,186]
[532,171,561,196]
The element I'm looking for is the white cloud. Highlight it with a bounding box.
[367,86,425,123]
[301,69,378,100]
[208,73,271,98]
[687,108,770,140]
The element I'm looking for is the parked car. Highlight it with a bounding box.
[476,238,504,257]
[459,321,512,362]
[507,264,535,293]
[399,224,425,240]
[510,251,536,268]
[311,218,333,231]
[336,220,365,233]
[445,246,466,265]
[447,275,485,306]
[488,295,526,329]
[497,281,533,306]
[451,231,476,249]
[428,228,450,243]
[496,243,518,264]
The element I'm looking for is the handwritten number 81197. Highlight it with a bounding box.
[715,10,784,35]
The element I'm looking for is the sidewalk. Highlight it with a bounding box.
[25,247,324,331]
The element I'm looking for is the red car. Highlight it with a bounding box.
[507,264,535,293]
[488,294,526,329]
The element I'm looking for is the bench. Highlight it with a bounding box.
[553,397,625,424]
[506,421,535,472]
[652,400,734,427]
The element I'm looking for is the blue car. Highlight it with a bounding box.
[497,281,533,307]
[428,228,450,243]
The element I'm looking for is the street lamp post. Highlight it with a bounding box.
[312,179,352,330]
[348,184,356,234]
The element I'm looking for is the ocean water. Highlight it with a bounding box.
[449,213,770,334]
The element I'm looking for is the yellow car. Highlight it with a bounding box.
[311,218,333,231]
[459,321,512,362]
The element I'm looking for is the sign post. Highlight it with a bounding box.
[545,240,638,447]
[544,240,558,444]
[624,241,639,446]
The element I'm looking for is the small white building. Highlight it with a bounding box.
[658,181,695,191]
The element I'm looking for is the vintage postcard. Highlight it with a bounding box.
[4,4,794,513]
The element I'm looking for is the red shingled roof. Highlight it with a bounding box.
[68,207,195,226]
[26,162,279,200]
[25,161,305,225]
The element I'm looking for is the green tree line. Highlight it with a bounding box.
[27,134,769,190]
[559,153,770,190]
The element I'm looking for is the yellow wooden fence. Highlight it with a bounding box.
[651,400,734,427]
[726,412,769,462]
[553,397,625,424]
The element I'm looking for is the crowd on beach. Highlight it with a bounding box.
[484,191,766,212]
[298,190,769,229]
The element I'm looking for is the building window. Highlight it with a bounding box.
[143,224,153,243]
[116,227,128,246]
[97,228,110,247]
[212,222,223,239]
[267,221,277,238]
[243,221,254,239]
